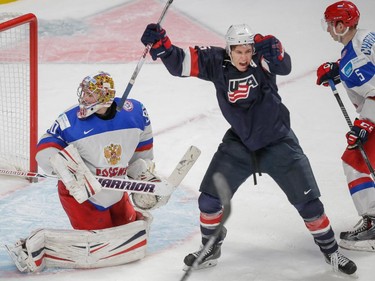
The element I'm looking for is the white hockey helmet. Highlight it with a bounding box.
[77,71,116,119]
[225,24,255,55]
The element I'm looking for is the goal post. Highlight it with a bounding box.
[0,13,38,178]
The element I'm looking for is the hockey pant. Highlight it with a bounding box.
[58,181,137,230]
[342,132,375,216]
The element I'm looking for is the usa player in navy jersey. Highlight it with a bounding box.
[5,71,163,272]
[317,1,375,251]
[141,23,357,274]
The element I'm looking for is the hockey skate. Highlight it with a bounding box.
[324,250,357,275]
[183,227,227,270]
[339,215,375,252]
[5,239,38,272]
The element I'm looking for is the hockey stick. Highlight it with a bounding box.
[0,145,200,197]
[116,0,174,111]
[179,172,232,281]
[328,79,375,180]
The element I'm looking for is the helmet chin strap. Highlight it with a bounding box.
[333,26,349,42]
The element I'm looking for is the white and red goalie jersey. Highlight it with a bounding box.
[36,97,154,208]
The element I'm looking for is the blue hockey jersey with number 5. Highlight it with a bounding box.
[161,45,292,151]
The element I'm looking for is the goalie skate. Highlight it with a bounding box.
[5,240,35,272]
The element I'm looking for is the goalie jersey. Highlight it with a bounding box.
[36,98,154,208]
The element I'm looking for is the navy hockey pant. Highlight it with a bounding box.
[197,128,338,254]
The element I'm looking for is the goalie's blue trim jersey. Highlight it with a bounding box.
[36,98,154,175]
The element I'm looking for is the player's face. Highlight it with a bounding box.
[326,22,339,41]
[80,89,100,106]
[231,44,253,72]
[324,21,349,43]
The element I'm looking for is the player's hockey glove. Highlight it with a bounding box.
[141,23,172,60]
[346,119,375,149]
[254,34,284,64]
[316,61,341,86]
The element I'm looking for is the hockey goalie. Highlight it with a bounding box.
[5,72,181,272]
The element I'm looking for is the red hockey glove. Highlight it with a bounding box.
[346,119,375,149]
[141,23,172,60]
[316,61,340,87]
[254,34,284,63]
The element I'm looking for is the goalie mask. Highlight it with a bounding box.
[77,71,116,119]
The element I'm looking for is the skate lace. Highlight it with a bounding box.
[329,251,349,272]
[193,245,213,259]
[348,216,371,234]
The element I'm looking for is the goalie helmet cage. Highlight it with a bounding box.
[0,13,38,180]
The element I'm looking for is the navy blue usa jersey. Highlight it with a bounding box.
[161,45,292,150]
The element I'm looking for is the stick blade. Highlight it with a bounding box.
[167,146,201,187]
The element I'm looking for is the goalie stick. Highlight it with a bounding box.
[116,0,174,111]
[0,145,201,197]
[179,172,232,281]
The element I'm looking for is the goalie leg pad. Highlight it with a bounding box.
[50,144,102,203]
[6,219,151,272]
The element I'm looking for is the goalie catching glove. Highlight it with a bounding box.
[50,144,102,203]
[127,158,171,211]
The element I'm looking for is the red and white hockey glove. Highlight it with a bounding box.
[316,61,341,87]
[346,119,375,149]
[254,34,284,63]
[141,23,172,60]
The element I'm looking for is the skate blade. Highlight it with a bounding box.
[339,239,375,252]
[183,259,218,271]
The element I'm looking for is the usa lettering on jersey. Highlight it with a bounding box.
[227,74,258,103]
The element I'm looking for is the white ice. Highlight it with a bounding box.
[0,0,375,280]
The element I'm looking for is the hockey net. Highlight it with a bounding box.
[0,13,38,177]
